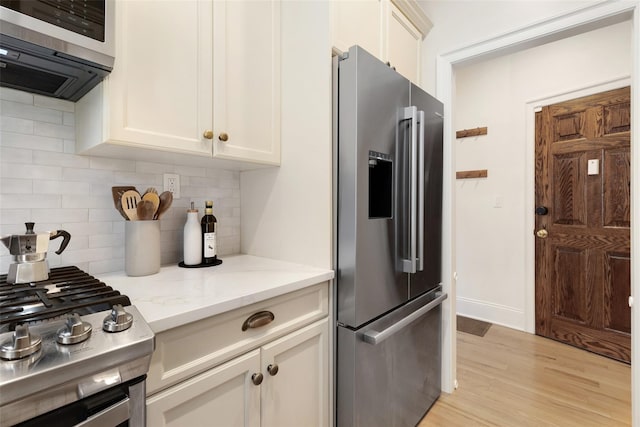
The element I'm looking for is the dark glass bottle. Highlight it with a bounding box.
[201,200,218,263]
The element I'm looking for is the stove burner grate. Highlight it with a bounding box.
[0,266,130,333]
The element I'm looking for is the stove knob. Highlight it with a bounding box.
[57,314,92,345]
[0,324,42,360]
[103,304,133,332]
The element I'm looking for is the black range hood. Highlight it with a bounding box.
[0,33,111,102]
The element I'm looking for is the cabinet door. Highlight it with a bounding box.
[107,0,213,156]
[147,349,261,427]
[385,2,421,84]
[331,0,382,57]
[212,1,281,165]
[260,318,329,427]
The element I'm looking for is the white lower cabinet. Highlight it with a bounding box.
[145,283,330,427]
[147,319,328,427]
[261,319,329,427]
[147,349,261,427]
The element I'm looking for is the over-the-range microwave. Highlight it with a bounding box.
[0,0,115,101]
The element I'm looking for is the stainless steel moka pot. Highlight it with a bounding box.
[1,222,71,284]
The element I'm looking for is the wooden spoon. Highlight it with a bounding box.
[142,191,160,217]
[121,190,141,220]
[136,200,156,220]
[154,191,173,219]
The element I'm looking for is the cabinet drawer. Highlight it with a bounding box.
[147,282,328,395]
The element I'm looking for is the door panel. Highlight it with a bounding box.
[552,246,587,323]
[408,83,443,298]
[535,86,631,363]
[337,46,410,328]
[603,148,631,227]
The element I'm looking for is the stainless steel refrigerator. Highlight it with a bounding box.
[333,45,447,426]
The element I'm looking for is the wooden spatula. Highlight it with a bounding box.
[121,190,141,220]
[112,186,135,220]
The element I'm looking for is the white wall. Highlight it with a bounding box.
[240,1,332,269]
[419,0,600,93]
[0,88,240,275]
[453,20,631,329]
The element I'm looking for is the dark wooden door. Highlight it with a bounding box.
[535,86,631,363]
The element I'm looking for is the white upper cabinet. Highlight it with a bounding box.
[330,0,431,85]
[331,0,382,57]
[385,2,422,84]
[211,1,280,165]
[76,0,281,168]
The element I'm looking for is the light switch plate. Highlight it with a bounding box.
[587,159,599,175]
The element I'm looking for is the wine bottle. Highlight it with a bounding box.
[183,202,202,265]
[201,200,218,264]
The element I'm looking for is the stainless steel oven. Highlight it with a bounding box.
[0,266,155,426]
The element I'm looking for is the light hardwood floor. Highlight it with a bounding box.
[419,325,631,426]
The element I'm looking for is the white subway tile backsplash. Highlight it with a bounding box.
[0,194,61,208]
[34,180,91,195]
[33,150,90,168]
[1,163,62,180]
[0,90,240,275]
[89,157,136,172]
[34,121,75,139]
[34,94,75,113]
[0,132,65,152]
[1,147,33,164]
[0,88,34,104]
[1,100,64,124]
[0,178,32,194]
[1,116,34,134]
[63,112,75,127]
[31,208,88,223]
[63,167,114,183]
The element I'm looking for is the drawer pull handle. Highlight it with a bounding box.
[267,364,279,376]
[251,373,263,386]
[242,311,275,331]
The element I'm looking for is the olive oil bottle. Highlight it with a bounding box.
[201,200,218,263]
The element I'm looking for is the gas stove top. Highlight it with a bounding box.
[0,266,131,333]
[0,266,155,426]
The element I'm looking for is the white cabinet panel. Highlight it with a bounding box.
[77,0,281,167]
[212,0,281,165]
[261,319,329,427]
[147,349,260,427]
[331,0,382,57]
[386,2,421,84]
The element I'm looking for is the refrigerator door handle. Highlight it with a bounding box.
[401,106,418,274]
[362,292,448,345]
[417,110,425,272]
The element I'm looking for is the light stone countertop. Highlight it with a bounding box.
[96,254,334,333]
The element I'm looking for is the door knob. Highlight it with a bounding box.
[535,206,548,215]
[203,130,213,139]
[218,132,229,142]
[535,228,548,239]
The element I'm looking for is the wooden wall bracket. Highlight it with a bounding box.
[456,169,488,179]
[456,127,488,139]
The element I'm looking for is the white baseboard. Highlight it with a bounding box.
[456,297,526,331]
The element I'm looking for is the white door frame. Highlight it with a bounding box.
[435,2,639,424]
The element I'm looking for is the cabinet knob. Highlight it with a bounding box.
[203,130,214,140]
[267,364,279,376]
[218,132,229,142]
[251,372,264,386]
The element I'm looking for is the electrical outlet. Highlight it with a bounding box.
[163,173,180,199]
